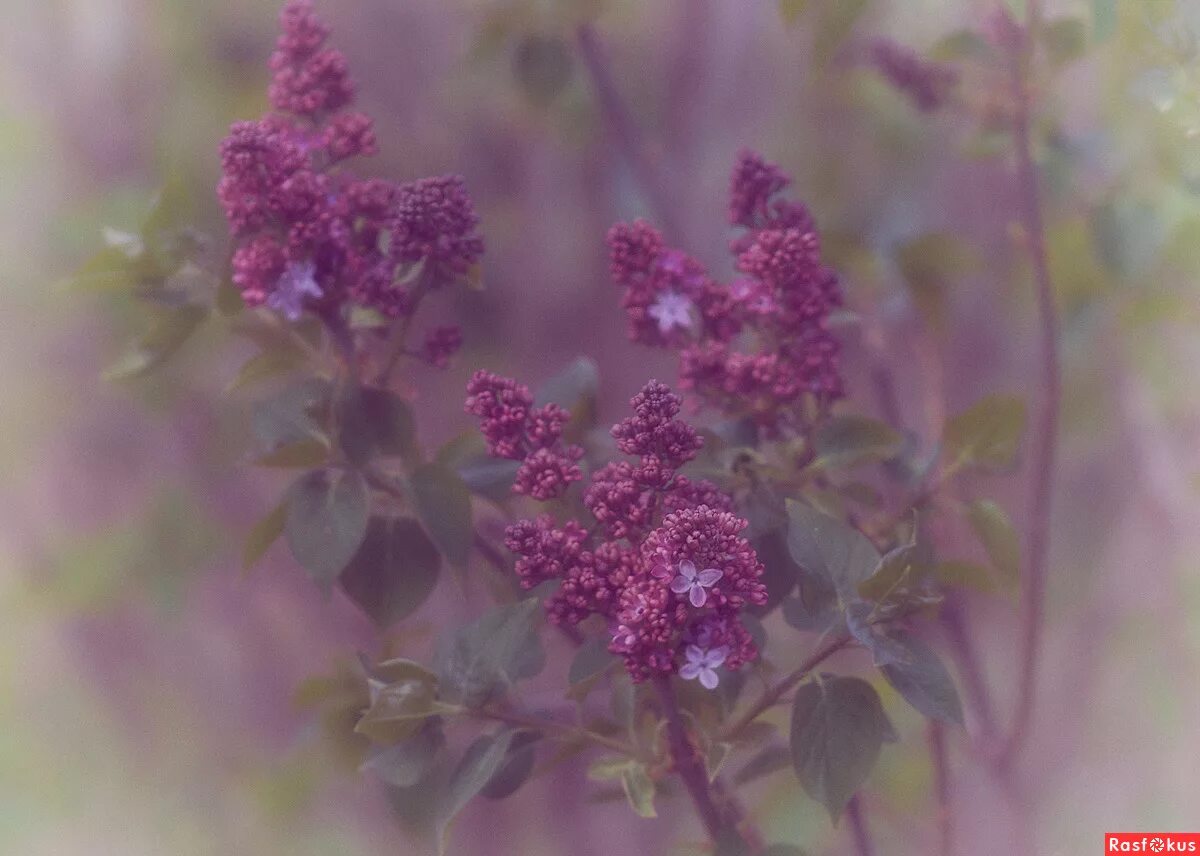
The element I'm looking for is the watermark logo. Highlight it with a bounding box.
[1107,834,1200,853]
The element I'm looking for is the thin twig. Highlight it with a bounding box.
[847,794,875,856]
[576,23,681,239]
[1000,0,1060,767]
[653,675,753,849]
[928,721,953,856]
[717,632,853,743]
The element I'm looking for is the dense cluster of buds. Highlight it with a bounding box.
[217,0,482,359]
[479,379,767,685]
[868,40,959,112]
[607,150,844,428]
[464,371,584,500]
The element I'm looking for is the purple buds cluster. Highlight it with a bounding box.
[485,379,766,686]
[218,0,483,340]
[607,150,845,428]
[464,371,584,500]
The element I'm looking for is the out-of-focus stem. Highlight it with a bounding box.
[576,23,681,239]
[652,675,752,848]
[847,794,874,856]
[1001,0,1060,767]
[941,596,998,741]
[928,721,953,856]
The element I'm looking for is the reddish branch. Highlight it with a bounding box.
[1001,0,1061,767]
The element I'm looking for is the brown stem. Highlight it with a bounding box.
[1000,0,1060,767]
[652,675,749,848]
[576,23,682,240]
[717,632,852,743]
[846,794,874,856]
[928,721,953,856]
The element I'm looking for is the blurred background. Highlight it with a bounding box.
[2,0,1200,853]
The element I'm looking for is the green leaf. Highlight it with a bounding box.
[1092,0,1116,40]
[456,455,520,502]
[619,764,657,818]
[813,0,871,67]
[252,378,331,452]
[880,633,964,725]
[934,559,997,593]
[227,347,306,393]
[479,731,541,799]
[895,233,977,334]
[857,543,920,603]
[340,516,441,629]
[356,672,446,745]
[254,438,330,468]
[942,394,1026,472]
[928,29,995,62]
[103,305,207,380]
[567,637,618,701]
[785,500,880,599]
[284,469,370,588]
[845,602,911,667]
[434,599,544,708]
[813,415,903,470]
[966,500,1020,589]
[1043,17,1087,66]
[337,386,419,467]
[536,356,599,441]
[360,722,445,787]
[513,34,573,106]
[790,676,891,821]
[242,499,288,571]
[409,463,473,568]
[749,528,799,616]
[438,728,523,853]
[778,0,809,26]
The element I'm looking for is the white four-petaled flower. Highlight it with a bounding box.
[670,559,722,608]
[648,290,694,334]
[267,260,323,321]
[680,644,729,690]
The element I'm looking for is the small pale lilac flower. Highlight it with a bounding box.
[612,624,638,650]
[680,644,729,690]
[267,260,323,321]
[648,291,694,334]
[669,559,722,608]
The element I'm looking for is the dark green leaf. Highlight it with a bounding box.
[340,516,441,629]
[734,743,792,786]
[880,633,964,725]
[438,728,523,852]
[813,415,903,470]
[790,676,890,821]
[409,463,473,568]
[284,468,370,588]
[966,499,1020,589]
[456,455,521,502]
[479,731,541,799]
[242,499,288,571]
[103,305,207,380]
[943,394,1026,472]
[785,500,880,599]
[435,599,544,708]
[749,528,799,616]
[361,722,445,787]
[337,386,419,466]
[845,602,911,667]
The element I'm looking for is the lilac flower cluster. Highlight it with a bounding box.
[218,0,483,334]
[607,150,844,428]
[868,40,959,113]
[464,371,583,500]
[491,380,766,686]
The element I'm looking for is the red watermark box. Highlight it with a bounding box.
[1106,834,1200,853]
